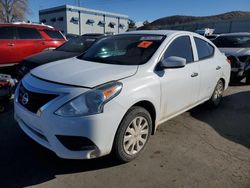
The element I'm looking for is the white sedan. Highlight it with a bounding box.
[14,30,231,162]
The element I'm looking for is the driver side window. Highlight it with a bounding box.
[163,36,194,63]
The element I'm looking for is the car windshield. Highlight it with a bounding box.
[78,34,165,65]
[213,35,250,48]
[56,36,100,53]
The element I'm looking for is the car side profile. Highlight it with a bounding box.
[14,30,230,162]
[0,23,66,67]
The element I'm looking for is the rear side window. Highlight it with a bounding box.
[0,27,15,39]
[163,36,194,63]
[194,37,214,60]
[17,27,42,39]
[44,30,64,39]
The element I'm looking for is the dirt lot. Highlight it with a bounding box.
[0,84,249,188]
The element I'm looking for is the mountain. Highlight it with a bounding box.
[138,11,250,30]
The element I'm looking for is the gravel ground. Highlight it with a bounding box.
[0,84,249,188]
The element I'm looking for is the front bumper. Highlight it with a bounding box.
[14,75,127,159]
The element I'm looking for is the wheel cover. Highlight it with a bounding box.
[123,116,149,155]
[213,81,223,105]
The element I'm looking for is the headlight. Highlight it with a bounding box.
[55,82,122,117]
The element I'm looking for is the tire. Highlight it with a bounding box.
[208,79,224,108]
[113,106,152,162]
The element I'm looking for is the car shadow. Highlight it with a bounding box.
[190,91,250,149]
[0,102,122,187]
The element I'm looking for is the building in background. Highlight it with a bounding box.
[39,5,129,35]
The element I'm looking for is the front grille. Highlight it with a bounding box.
[18,83,58,113]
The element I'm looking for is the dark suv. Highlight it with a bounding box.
[0,23,66,67]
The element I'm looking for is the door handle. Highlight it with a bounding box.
[8,43,14,47]
[191,72,199,77]
[216,66,221,70]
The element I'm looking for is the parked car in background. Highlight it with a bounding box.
[205,34,220,41]
[16,33,106,80]
[0,22,66,68]
[15,30,230,162]
[213,33,250,83]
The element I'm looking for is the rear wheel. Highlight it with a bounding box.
[113,106,152,162]
[208,79,224,108]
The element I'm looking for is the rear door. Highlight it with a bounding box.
[14,27,45,63]
[0,26,16,67]
[159,35,200,119]
[193,37,219,100]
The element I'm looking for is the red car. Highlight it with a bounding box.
[0,23,66,67]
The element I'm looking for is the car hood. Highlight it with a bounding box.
[25,50,79,68]
[31,57,138,88]
[219,48,250,57]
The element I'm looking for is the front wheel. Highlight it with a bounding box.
[113,106,152,162]
[208,80,224,108]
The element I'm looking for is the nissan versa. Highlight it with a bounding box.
[14,30,231,162]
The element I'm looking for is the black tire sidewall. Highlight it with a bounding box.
[113,106,152,162]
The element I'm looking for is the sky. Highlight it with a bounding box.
[28,0,250,22]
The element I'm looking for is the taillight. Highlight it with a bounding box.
[227,58,231,64]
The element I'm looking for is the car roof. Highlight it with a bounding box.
[0,23,56,30]
[121,30,194,36]
[218,32,250,37]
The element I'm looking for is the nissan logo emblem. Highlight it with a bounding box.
[21,92,29,105]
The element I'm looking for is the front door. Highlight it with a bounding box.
[159,35,200,119]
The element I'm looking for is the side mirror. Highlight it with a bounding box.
[161,56,186,69]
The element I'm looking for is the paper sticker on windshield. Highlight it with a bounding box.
[138,41,153,48]
[140,36,163,41]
